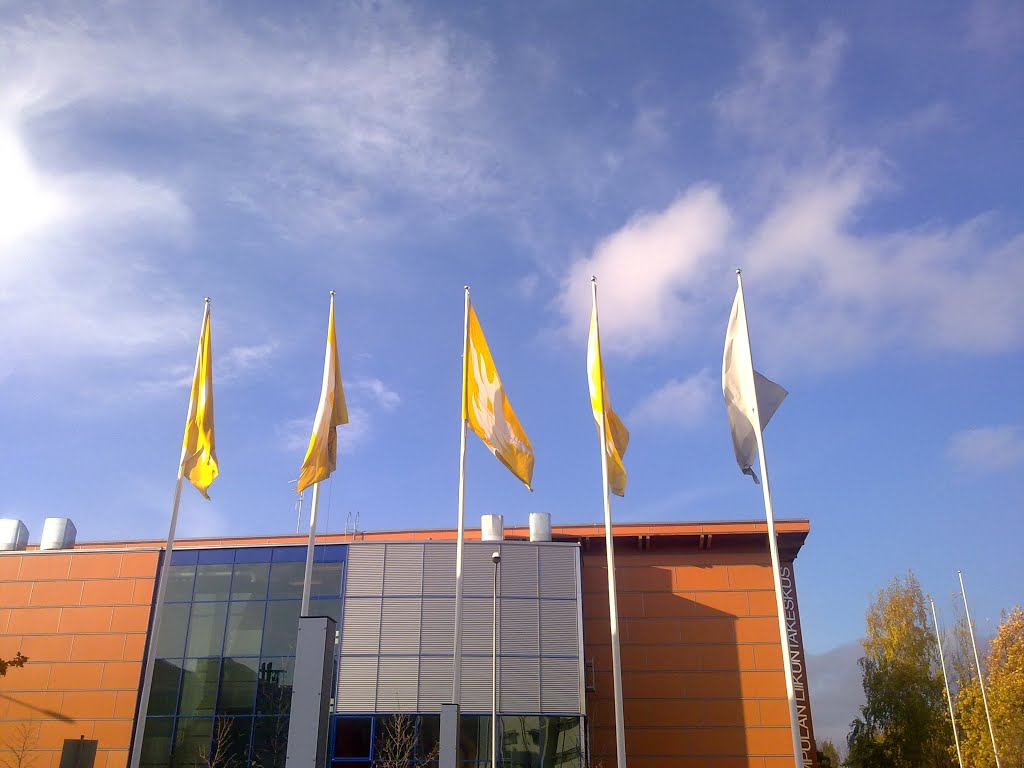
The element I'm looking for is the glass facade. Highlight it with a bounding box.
[140,545,345,768]
[330,715,581,767]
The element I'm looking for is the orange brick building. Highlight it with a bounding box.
[0,519,816,768]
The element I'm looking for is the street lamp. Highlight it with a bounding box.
[491,550,501,768]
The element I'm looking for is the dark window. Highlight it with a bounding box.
[224,601,267,657]
[139,718,174,768]
[231,563,271,601]
[166,565,196,602]
[333,716,372,758]
[179,659,221,717]
[417,715,441,759]
[154,604,190,660]
[252,716,289,768]
[458,715,491,762]
[310,562,344,597]
[173,716,213,767]
[268,562,305,600]
[194,563,233,602]
[255,658,294,715]
[218,658,259,715]
[261,601,301,656]
[150,659,183,716]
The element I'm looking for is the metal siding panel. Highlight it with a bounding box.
[499,656,539,712]
[336,655,378,711]
[344,544,385,596]
[461,597,493,655]
[376,655,420,711]
[540,599,578,657]
[383,543,424,595]
[459,655,491,711]
[462,543,495,597]
[541,656,581,715]
[423,544,456,595]
[500,598,539,656]
[340,597,381,655]
[499,544,538,598]
[420,597,455,655]
[380,597,422,653]
[417,656,453,712]
[539,546,576,599]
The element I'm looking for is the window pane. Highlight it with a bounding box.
[268,562,305,599]
[252,716,289,768]
[150,659,184,716]
[374,714,420,762]
[256,658,294,715]
[311,562,343,597]
[308,598,341,625]
[224,601,266,657]
[417,715,441,760]
[333,717,372,758]
[173,717,212,768]
[219,657,259,715]
[540,717,580,768]
[194,563,233,601]
[166,565,196,602]
[261,600,301,656]
[186,602,228,657]
[458,716,491,762]
[213,715,253,766]
[500,716,540,768]
[140,717,174,768]
[231,563,270,601]
[179,658,221,716]
[155,603,191,658]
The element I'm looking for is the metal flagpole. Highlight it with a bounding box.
[591,279,627,768]
[959,570,1001,768]
[452,286,471,706]
[736,271,803,766]
[300,482,323,616]
[491,551,501,768]
[929,597,964,768]
[129,300,210,768]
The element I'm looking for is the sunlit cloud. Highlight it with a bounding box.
[948,425,1024,473]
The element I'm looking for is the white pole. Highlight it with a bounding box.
[930,597,964,768]
[959,570,1001,768]
[591,279,627,768]
[300,482,323,616]
[451,286,471,706]
[736,271,803,767]
[129,300,211,768]
[491,552,500,768]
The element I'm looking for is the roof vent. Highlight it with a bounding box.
[0,519,29,551]
[40,518,77,551]
[529,512,552,542]
[481,514,504,542]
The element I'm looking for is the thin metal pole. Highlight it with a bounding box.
[930,597,964,768]
[491,555,500,768]
[300,482,322,616]
[959,570,1001,767]
[591,279,627,768]
[452,286,471,706]
[736,271,803,766]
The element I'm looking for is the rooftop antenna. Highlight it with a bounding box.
[288,480,303,535]
[344,510,360,535]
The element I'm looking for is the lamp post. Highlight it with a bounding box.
[491,550,501,768]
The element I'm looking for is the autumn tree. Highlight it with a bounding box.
[0,653,28,678]
[846,572,955,768]
[816,739,841,768]
[373,714,438,768]
[956,606,1024,768]
[0,723,39,768]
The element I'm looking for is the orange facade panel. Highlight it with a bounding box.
[0,549,156,768]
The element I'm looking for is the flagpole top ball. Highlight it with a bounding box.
[591,275,597,283]
[735,269,742,275]
[204,297,211,304]
[330,290,336,298]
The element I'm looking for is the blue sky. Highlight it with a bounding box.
[1,0,1021,738]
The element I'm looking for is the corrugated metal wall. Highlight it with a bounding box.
[336,541,583,715]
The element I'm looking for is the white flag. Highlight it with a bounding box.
[722,284,787,483]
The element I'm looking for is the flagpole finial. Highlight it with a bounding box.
[735,269,742,275]
[591,275,597,283]
[330,290,336,298]
[464,285,470,292]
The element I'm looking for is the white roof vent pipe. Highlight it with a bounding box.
[529,512,552,542]
[40,518,77,551]
[481,514,504,542]
[0,519,29,551]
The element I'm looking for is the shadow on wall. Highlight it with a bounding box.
[582,541,795,768]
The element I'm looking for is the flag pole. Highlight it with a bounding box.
[300,482,323,616]
[929,597,964,768]
[958,570,1001,768]
[128,298,210,768]
[452,286,471,706]
[592,278,627,768]
[735,271,803,766]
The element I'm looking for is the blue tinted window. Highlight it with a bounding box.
[170,550,199,565]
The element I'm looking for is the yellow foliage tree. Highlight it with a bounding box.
[956,606,1024,768]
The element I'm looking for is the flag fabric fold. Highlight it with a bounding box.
[587,298,629,496]
[722,283,787,483]
[181,302,219,498]
[297,295,349,494]
[463,300,535,489]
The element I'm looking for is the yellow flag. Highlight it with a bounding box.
[297,294,349,494]
[587,297,629,496]
[463,300,535,489]
[181,300,219,499]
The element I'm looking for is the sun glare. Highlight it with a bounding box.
[0,125,66,247]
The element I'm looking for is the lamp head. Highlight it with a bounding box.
[491,551,501,564]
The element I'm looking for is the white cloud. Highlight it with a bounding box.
[966,0,1024,54]
[351,378,401,411]
[630,369,716,429]
[556,185,732,354]
[221,343,278,383]
[948,425,1024,473]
